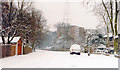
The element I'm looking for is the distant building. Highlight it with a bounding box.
[68,25,86,44]
[103,33,114,47]
[57,25,86,45]
[103,33,119,48]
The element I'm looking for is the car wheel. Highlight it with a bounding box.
[77,53,80,55]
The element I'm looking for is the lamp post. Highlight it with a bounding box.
[88,34,91,56]
[87,30,91,56]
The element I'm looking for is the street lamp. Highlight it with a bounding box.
[88,34,91,56]
[88,33,94,56]
[64,41,67,52]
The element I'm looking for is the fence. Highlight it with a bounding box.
[0,44,11,58]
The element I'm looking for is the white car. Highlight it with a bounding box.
[104,48,109,53]
[70,44,81,55]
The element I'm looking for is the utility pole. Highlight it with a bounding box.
[88,35,90,56]
[88,34,91,56]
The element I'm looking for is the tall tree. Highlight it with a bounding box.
[28,8,47,52]
[0,1,18,44]
[85,0,120,53]
[0,0,47,53]
[0,0,32,44]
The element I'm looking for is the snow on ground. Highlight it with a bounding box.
[0,50,118,69]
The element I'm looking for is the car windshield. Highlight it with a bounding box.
[98,48,104,50]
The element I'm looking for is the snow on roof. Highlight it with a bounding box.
[109,47,114,50]
[97,44,106,48]
[114,35,118,39]
[71,44,80,47]
[103,33,113,38]
[0,37,21,43]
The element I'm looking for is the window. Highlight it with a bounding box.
[109,37,113,41]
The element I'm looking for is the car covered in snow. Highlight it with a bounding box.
[103,48,109,55]
[96,44,106,53]
[70,44,81,55]
[109,47,114,54]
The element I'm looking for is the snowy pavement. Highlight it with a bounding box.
[0,50,118,68]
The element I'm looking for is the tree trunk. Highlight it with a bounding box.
[106,28,110,48]
[114,0,119,36]
[102,14,110,48]
[110,0,114,36]
[114,39,118,54]
[114,0,119,54]
[32,42,35,52]
[1,33,5,44]
[118,34,120,55]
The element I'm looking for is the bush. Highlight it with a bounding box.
[23,46,32,54]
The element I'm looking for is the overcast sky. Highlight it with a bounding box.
[33,1,99,31]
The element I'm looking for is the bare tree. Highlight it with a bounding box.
[28,8,47,52]
[101,0,119,53]
[85,0,120,53]
[0,0,32,44]
[0,1,18,44]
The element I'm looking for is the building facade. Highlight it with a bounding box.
[57,25,86,45]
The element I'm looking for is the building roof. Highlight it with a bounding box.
[114,35,118,39]
[103,33,118,39]
[103,33,113,38]
[0,37,21,43]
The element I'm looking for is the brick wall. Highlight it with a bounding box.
[57,25,85,44]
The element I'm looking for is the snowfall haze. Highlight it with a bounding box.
[33,2,98,31]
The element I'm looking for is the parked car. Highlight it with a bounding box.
[45,46,54,50]
[96,44,106,53]
[109,47,114,54]
[104,48,109,55]
[70,44,81,55]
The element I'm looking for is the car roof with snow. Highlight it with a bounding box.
[71,44,80,48]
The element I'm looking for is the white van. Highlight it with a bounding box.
[70,44,81,55]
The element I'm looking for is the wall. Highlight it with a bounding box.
[57,25,86,44]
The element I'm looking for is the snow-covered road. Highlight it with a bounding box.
[0,50,118,68]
